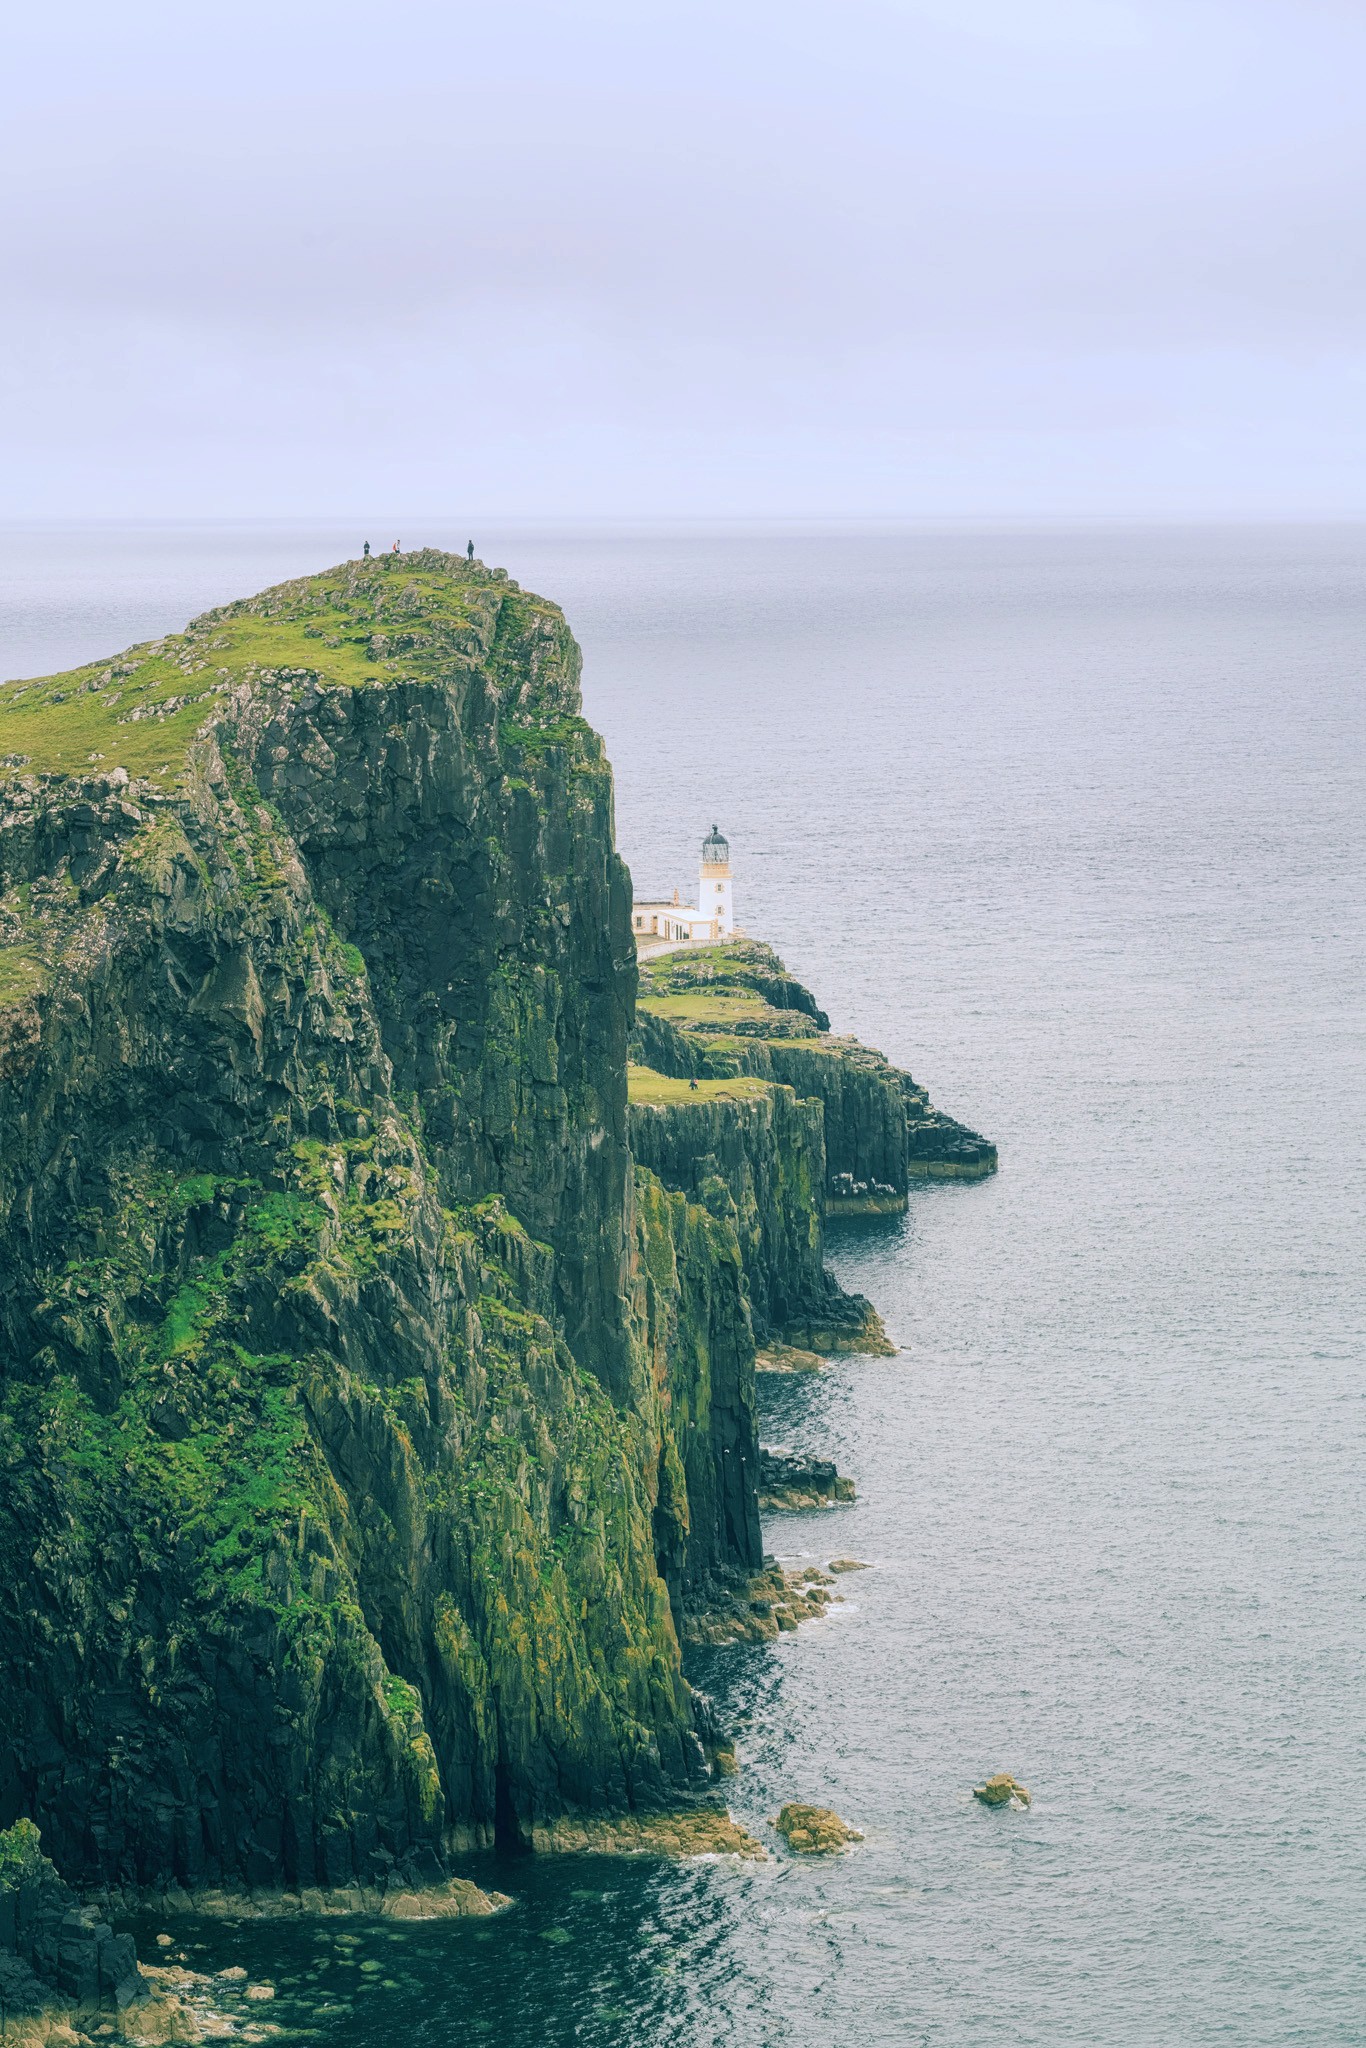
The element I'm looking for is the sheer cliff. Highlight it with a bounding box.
[0,551,992,1904]
[0,553,755,1890]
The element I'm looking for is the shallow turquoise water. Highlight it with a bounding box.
[8,523,1365,2043]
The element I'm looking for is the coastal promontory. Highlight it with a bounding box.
[0,550,993,1931]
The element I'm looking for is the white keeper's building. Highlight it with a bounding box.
[632,826,735,948]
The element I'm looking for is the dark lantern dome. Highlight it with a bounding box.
[701,824,729,863]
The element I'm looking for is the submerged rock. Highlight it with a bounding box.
[772,1805,864,1853]
[973,1774,1031,1808]
[826,1556,870,1573]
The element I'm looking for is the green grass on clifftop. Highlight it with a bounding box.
[0,551,560,785]
[627,1063,771,1106]
[638,990,769,1025]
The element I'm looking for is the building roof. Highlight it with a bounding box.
[701,824,729,863]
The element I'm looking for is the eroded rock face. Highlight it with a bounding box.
[0,1821,142,2021]
[634,940,997,1202]
[0,555,762,1886]
[628,1086,890,1353]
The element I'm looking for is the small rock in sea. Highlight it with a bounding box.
[827,1557,869,1573]
[216,1965,250,1983]
[973,1773,1031,1808]
[154,1933,174,1947]
[246,1983,277,2000]
[773,1803,864,1853]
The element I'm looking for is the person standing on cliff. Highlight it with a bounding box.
[467,539,474,562]
[362,541,370,558]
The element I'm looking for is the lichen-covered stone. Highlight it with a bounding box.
[530,1808,765,1858]
[680,1564,837,1645]
[772,1804,863,1853]
[973,1774,1031,1808]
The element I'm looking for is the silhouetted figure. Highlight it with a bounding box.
[467,539,474,562]
[362,541,370,558]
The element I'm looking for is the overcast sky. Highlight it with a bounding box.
[6,0,1365,519]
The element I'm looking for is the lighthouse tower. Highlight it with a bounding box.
[699,825,734,937]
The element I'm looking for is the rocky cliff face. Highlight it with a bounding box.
[0,554,736,1889]
[0,1820,142,2023]
[628,1081,889,1352]
[635,941,997,1207]
[0,553,990,1904]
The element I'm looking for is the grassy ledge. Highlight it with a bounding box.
[626,1063,771,1106]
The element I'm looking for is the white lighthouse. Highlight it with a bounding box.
[699,824,733,938]
[629,825,739,950]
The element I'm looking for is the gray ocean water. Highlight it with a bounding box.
[4,523,1364,2045]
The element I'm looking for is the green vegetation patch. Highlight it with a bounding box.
[638,991,768,1025]
[0,944,46,1008]
[627,1063,771,1106]
[4,1162,392,1631]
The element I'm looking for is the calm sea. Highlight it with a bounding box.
[4,523,1364,2045]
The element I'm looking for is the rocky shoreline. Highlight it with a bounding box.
[756,1450,857,1510]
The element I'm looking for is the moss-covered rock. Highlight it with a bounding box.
[628,1075,890,1352]
[635,940,997,1199]
[0,556,748,1888]
[0,551,987,1902]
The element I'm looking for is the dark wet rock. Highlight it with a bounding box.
[680,1562,838,1646]
[0,1823,143,2020]
[757,1451,856,1510]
